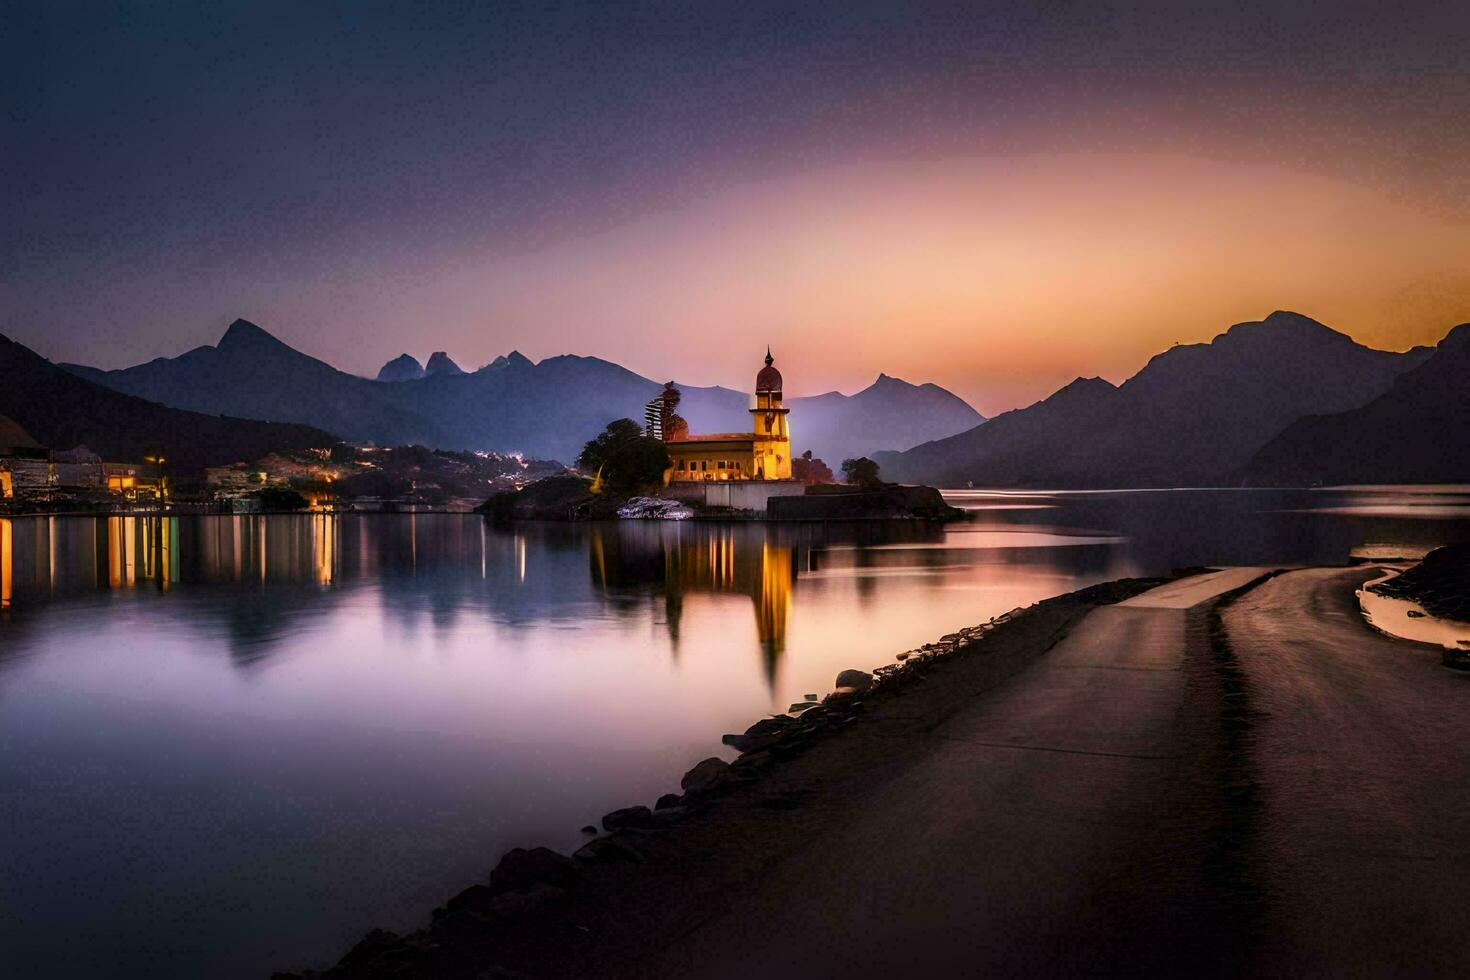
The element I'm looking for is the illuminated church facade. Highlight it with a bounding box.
[649,349,793,483]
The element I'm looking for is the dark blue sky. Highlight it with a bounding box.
[4,1,1467,408]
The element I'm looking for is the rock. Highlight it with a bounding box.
[830,686,858,697]
[680,757,731,794]
[573,837,640,865]
[655,793,683,810]
[338,928,403,967]
[834,668,873,693]
[745,716,795,737]
[602,805,656,831]
[788,701,817,713]
[651,806,687,827]
[804,693,818,702]
[440,883,496,917]
[580,825,597,835]
[895,651,910,661]
[487,882,562,917]
[724,731,781,753]
[489,846,579,894]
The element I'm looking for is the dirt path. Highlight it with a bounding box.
[1224,566,1470,975]
[634,569,1275,978]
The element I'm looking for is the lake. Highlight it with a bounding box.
[3,488,1469,977]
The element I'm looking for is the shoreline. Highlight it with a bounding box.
[279,573,1170,979]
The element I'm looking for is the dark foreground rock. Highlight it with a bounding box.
[769,484,963,521]
[1369,544,1470,622]
[477,474,625,521]
[279,575,1164,980]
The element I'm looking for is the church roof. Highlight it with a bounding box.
[756,347,782,392]
[670,432,757,445]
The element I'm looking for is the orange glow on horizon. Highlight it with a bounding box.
[407,153,1470,416]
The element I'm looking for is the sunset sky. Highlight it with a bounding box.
[4,1,1468,415]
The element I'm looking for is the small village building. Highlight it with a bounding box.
[103,460,165,500]
[0,415,48,500]
[51,446,103,489]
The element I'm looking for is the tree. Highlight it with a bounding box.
[840,456,883,487]
[578,419,671,491]
[253,486,309,511]
[793,453,834,485]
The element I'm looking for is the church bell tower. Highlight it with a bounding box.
[750,347,792,480]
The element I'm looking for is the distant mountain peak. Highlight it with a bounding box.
[506,350,533,368]
[217,318,282,351]
[1224,310,1348,346]
[377,353,425,382]
[1036,376,1117,409]
[425,351,465,377]
[1438,322,1470,351]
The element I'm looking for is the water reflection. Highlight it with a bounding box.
[590,524,802,682]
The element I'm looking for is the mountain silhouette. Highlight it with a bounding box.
[1242,322,1470,485]
[2,332,334,470]
[64,319,433,446]
[880,311,1432,487]
[63,322,984,463]
[376,353,425,381]
[424,351,465,376]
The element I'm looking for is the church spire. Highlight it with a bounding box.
[765,345,773,367]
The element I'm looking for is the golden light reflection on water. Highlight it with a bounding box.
[0,514,345,606]
[1,518,11,609]
[590,524,800,681]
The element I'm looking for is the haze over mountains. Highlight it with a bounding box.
[879,311,1462,488]
[63,320,984,464]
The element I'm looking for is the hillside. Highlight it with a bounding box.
[1,333,336,470]
[64,319,433,446]
[881,311,1430,488]
[1242,323,1470,485]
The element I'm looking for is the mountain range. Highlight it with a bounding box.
[879,311,1460,488]
[1,333,335,470]
[1241,322,1470,485]
[63,320,985,463]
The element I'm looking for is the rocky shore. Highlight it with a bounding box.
[479,474,964,523]
[277,575,1165,979]
[1367,544,1470,622]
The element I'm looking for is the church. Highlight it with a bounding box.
[649,349,793,483]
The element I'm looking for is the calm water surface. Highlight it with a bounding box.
[2,488,1469,978]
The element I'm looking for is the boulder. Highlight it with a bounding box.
[337,928,403,967]
[723,731,781,753]
[489,846,579,893]
[745,716,795,737]
[680,757,731,794]
[602,805,656,831]
[573,837,640,865]
[654,793,683,810]
[835,669,873,692]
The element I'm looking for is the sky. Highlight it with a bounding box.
[3,0,1468,416]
